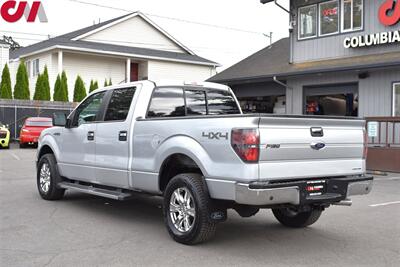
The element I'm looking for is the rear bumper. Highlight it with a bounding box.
[20,135,39,144]
[207,175,373,206]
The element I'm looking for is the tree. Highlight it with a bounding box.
[53,75,66,102]
[104,78,108,87]
[94,80,99,90]
[108,78,112,86]
[0,64,12,99]
[13,62,30,100]
[89,79,99,93]
[73,75,87,102]
[42,66,51,101]
[61,71,69,102]
[33,74,44,100]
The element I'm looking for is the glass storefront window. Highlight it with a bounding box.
[342,0,363,32]
[319,0,339,36]
[394,83,400,116]
[298,5,317,39]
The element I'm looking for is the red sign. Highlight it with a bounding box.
[0,0,47,23]
[379,0,400,26]
[323,7,338,17]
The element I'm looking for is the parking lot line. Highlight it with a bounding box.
[369,201,400,207]
[7,152,21,161]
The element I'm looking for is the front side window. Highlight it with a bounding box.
[147,88,185,118]
[394,83,400,116]
[74,92,106,126]
[207,90,241,115]
[185,90,207,116]
[319,0,339,36]
[298,5,317,39]
[104,87,136,121]
[342,0,363,32]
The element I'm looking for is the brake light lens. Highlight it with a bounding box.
[363,130,368,159]
[231,128,259,163]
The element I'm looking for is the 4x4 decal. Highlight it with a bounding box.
[202,132,229,140]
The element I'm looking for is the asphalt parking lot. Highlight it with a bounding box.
[0,143,399,267]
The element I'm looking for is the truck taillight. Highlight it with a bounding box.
[231,129,259,163]
[363,130,368,159]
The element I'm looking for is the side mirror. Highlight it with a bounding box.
[52,112,67,127]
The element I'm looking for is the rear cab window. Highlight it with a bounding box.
[146,87,240,118]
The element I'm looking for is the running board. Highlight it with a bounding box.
[58,182,133,200]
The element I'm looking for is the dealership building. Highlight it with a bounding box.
[210,0,400,118]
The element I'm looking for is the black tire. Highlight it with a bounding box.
[37,154,65,200]
[272,207,322,228]
[19,142,25,148]
[163,173,217,245]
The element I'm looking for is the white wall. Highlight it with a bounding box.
[147,60,216,82]
[0,45,10,75]
[63,52,125,101]
[83,16,185,53]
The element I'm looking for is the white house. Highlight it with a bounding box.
[0,40,10,73]
[9,12,218,101]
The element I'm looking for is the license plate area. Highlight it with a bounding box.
[305,180,326,196]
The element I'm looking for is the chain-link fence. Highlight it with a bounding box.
[0,100,75,140]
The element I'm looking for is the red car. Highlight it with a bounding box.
[19,117,53,148]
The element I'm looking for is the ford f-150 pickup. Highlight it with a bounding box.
[36,80,373,244]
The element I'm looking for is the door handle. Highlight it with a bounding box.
[87,131,95,141]
[119,131,128,141]
[310,127,324,137]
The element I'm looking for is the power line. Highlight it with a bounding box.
[65,0,272,37]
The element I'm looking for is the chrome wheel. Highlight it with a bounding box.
[39,163,51,193]
[169,187,196,233]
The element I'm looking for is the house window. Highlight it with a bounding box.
[319,0,339,36]
[342,0,363,32]
[32,59,40,76]
[298,5,317,39]
[393,83,400,116]
[25,61,31,78]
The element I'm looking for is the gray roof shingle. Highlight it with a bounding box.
[209,37,400,83]
[9,12,218,66]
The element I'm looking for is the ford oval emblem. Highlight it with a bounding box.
[311,142,326,150]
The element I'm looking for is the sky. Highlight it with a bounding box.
[1,0,290,70]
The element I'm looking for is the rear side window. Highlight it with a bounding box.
[147,88,185,118]
[104,88,136,121]
[207,90,240,115]
[186,90,207,116]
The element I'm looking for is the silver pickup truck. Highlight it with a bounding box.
[37,80,373,244]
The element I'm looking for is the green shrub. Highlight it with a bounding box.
[53,75,62,101]
[108,78,112,86]
[33,74,44,100]
[0,64,12,99]
[104,79,108,87]
[13,62,30,100]
[73,75,87,102]
[42,66,51,101]
[89,79,99,93]
[61,71,69,102]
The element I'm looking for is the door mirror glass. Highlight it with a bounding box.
[52,112,67,127]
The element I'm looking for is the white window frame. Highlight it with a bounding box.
[32,58,40,77]
[341,0,363,33]
[319,0,340,37]
[298,4,318,40]
[393,82,400,117]
[25,61,31,78]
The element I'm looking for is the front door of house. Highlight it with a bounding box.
[130,63,139,82]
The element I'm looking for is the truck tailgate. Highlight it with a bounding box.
[258,116,365,180]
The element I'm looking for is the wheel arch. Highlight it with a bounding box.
[158,153,205,193]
